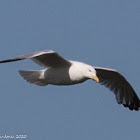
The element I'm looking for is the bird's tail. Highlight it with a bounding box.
[19,70,47,86]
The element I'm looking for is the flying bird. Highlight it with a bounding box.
[0,50,140,111]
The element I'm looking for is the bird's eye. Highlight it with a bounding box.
[89,69,91,72]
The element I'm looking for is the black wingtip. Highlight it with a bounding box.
[0,58,25,63]
[123,99,140,111]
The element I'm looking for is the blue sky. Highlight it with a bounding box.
[0,0,140,140]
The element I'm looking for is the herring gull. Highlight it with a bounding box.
[0,50,140,111]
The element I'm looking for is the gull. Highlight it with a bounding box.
[0,50,140,111]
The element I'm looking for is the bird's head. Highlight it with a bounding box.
[85,66,99,83]
[69,61,99,83]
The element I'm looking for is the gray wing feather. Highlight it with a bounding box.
[0,50,71,68]
[94,67,140,111]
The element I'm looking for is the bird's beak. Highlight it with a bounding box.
[92,76,99,83]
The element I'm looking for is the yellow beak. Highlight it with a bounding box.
[92,76,99,83]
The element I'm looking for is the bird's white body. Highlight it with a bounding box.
[20,61,96,86]
[44,67,73,85]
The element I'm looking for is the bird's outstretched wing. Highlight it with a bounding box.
[94,67,140,111]
[0,50,71,68]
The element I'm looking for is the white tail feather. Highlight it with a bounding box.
[19,70,47,86]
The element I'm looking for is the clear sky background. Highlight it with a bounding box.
[0,0,140,140]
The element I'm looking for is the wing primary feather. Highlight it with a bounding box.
[94,67,140,111]
[0,57,25,63]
